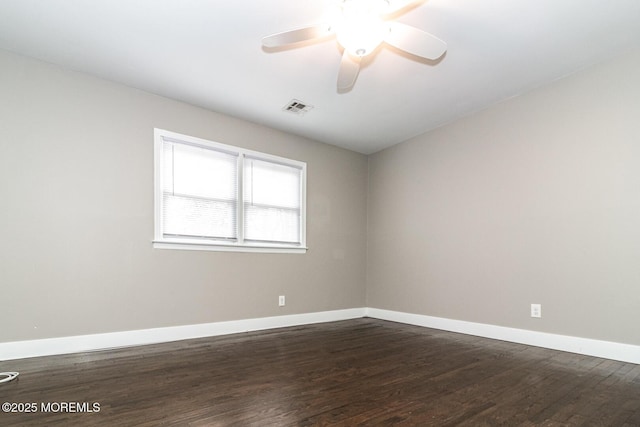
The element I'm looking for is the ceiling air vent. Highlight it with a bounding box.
[283,99,313,115]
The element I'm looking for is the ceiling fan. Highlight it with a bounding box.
[262,0,447,91]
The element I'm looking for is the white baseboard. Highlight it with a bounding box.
[0,308,366,361]
[2,307,638,365]
[365,308,640,365]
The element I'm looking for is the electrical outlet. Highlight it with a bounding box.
[278,295,286,307]
[531,303,541,318]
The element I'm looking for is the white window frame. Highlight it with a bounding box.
[153,129,307,253]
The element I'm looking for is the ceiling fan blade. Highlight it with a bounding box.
[383,0,422,15]
[384,22,446,60]
[337,50,361,91]
[262,24,334,48]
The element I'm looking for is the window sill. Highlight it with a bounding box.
[152,240,307,254]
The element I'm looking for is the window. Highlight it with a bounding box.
[153,129,306,253]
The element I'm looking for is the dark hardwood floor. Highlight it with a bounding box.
[1,318,639,426]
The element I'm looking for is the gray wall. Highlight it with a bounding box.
[0,49,368,342]
[367,48,640,345]
[3,45,639,348]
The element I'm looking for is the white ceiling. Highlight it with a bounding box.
[0,0,639,154]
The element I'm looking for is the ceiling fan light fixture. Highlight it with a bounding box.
[261,0,446,90]
[334,0,388,57]
[335,16,386,57]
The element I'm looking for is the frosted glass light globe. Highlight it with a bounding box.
[335,0,388,57]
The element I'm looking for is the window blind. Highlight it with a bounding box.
[243,157,302,244]
[162,140,238,240]
[154,128,306,252]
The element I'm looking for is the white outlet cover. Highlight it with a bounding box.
[531,304,542,318]
[278,296,285,306]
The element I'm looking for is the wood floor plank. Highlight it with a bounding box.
[1,318,638,426]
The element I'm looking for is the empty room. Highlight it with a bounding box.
[1,0,639,425]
